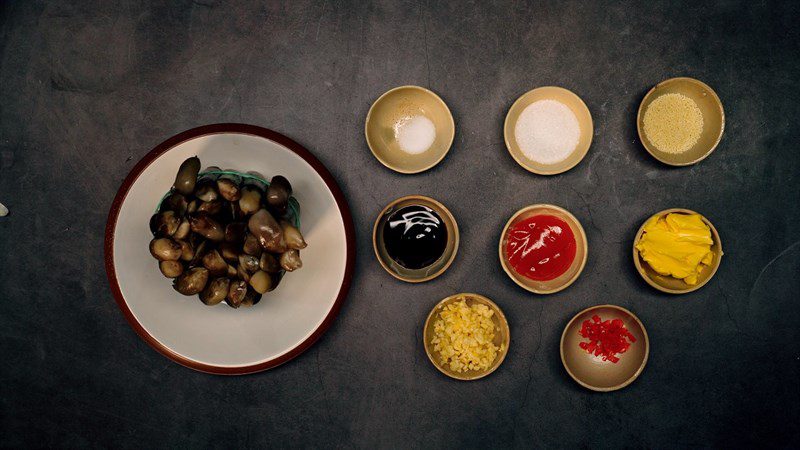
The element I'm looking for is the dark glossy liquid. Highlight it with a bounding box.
[383,205,447,270]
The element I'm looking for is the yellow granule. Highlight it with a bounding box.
[643,93,704,154]
[431,298,504,373]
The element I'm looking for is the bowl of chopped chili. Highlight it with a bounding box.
[560,305,649,392]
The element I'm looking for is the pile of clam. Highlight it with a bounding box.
[148,156,306,308]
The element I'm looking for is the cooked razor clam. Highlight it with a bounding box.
[280,249,302,272]
[248,209,286,253]
[174,267,209,295]
[150,238,182,261]
[280,220,307,250]
[173,157,201,196]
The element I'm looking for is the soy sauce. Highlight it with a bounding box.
[383,205,447,269]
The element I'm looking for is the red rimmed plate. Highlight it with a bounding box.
[105,124,355,375]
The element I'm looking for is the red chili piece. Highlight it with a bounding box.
[578,315,636,363]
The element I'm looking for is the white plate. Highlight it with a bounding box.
[105,124,355,374]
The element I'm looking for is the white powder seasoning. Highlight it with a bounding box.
[395,115,436,154]
[514,99,580,164]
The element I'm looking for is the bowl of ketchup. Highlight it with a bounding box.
[499,204,588,294]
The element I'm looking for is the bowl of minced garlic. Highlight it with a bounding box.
[423,293,509,380]
[633,209,723,294]
[637,77,724,166]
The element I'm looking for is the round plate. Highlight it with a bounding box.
[561,305,649,392]
[499,204,588,294]
[504,86,593,175]
[373,195,459,283]
[633,208,723,294]
[423,293,510,381]
[365,86,455,174]
[637,77,725,166]
[104,124,355,375]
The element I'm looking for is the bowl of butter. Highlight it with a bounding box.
[632,208,723,294]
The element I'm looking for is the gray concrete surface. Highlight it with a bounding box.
[1,1,799,448]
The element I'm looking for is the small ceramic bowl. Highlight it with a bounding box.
[373,195,459,283]
[365,86,455,174]
[499,204,588,294]
[504,86,593,175]
[423,293,510,381]
[633,208,723,294]
[561,305,649,392]
[637,77,725,166]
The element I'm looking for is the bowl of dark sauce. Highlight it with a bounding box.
[373,195,459,283]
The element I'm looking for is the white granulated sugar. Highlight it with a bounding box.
[395,115,436,155]
[514,99,580,164]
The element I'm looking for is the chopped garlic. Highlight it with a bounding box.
[431,298,504,373]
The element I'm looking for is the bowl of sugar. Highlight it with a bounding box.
[365,85,455,174]
[504,87,593,175]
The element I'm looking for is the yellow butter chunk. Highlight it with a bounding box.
[636,213,714,285]
[431,299,503,373]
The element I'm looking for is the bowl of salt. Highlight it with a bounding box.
[365,85,455,174]
[504,86,593,175]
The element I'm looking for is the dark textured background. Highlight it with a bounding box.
[1,1,799,448]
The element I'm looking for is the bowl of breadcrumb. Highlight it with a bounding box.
[637,77,724,166]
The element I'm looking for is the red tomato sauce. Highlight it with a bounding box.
[505,214,576,281]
